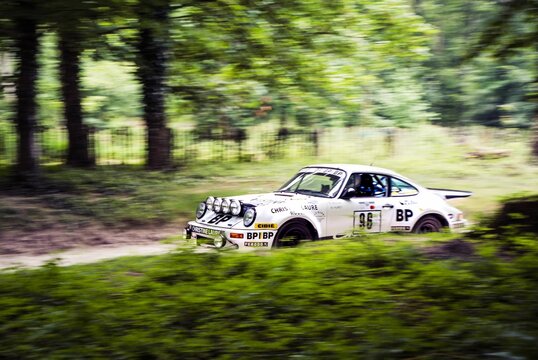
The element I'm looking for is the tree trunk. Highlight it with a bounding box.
[532,108,538,159]
[59,30,94,167]
[14,13,39,179]
[137,2,171,170]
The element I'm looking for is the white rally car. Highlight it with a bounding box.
[185,164,471,249]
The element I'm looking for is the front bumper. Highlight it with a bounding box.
[185,222,277,249]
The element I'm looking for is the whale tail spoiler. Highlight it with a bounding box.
[428,188,472,200]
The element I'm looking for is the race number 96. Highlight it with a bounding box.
[353,210,381,232]
[357,212,373,229]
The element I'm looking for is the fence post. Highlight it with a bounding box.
[88,127,96,165]
[310,129,319,157]
[385,127,395,157]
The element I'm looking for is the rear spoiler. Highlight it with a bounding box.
[428,188,472,200]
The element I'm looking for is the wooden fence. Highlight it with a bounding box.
[0,123,527,166]
[0,125,324,165]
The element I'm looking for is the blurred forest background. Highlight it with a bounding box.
[0,0,537,176]
[2,2,538,358]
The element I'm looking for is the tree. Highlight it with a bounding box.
[11,0,40,179]
[58,29,94,167]
[46,0,98,167]
[136,0,172,169]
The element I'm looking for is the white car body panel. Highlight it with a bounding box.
[186,164,470,249]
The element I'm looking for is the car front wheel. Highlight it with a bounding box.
[413,215,443,233]
[274,222,313,248]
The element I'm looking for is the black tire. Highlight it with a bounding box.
[274,222,313,248]
[413,215,443,234]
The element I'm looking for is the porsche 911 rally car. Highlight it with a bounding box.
[185,164,471,249]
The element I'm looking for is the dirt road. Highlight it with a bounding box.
[0,219,190,269]
[0,242,181,269]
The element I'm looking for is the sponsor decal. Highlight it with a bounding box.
[246,232,275,240]
[244,242,269,247]
[301,204,318,211]
[399,200,418,206]
[396,209,414,222]
[271,206,289,213]
[391,226,410,231]
[254,223,278,229]
[208,214,233,225]
[357,201,375,210]
[191,226,221,236]
[304,168,343,177]
[290,211,304,216]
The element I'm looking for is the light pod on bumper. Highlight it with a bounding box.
[221,199,230,214]
[206,196,215,211]
[243,207,256,227]
[213,198,222,213]
[230,199,241,216]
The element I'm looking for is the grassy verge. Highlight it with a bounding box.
[1,233,537,359]
[2,126,537,229]
[1,125,537,230]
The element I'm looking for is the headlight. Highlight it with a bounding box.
[196,202,207,219]
[213,198,222,213]
[214,234,226,248]
[206,196,215,211]
[230,199,241,216]
[243,207,256,227]
[221,199,230,214]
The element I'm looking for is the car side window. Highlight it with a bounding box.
[390,177,418,197]
[344,173,387,198]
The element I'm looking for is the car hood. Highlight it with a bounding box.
[229,192,315,207]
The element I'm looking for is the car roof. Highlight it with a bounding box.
[303,163,401,177]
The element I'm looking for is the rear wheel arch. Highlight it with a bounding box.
[412,213,448,233]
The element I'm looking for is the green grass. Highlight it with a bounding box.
[1,125,536,229]
[1,233,538,359]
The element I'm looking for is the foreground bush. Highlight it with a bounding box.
[489,194,538,235]
[1,237,538,359]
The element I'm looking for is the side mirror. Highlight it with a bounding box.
[341,188,356,199]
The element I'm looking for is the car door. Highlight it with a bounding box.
[387,176,421,232]
[326,173,398,236]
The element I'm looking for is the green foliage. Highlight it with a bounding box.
[419,0,537,127]
[1,236,538,358]
[165,0,437,129]
[82,59,141,128]
[6,0,535,134]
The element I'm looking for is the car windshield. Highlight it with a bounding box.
[277,168,346,198]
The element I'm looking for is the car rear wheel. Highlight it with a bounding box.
[413,215,443,233]
[274,222,313,248]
